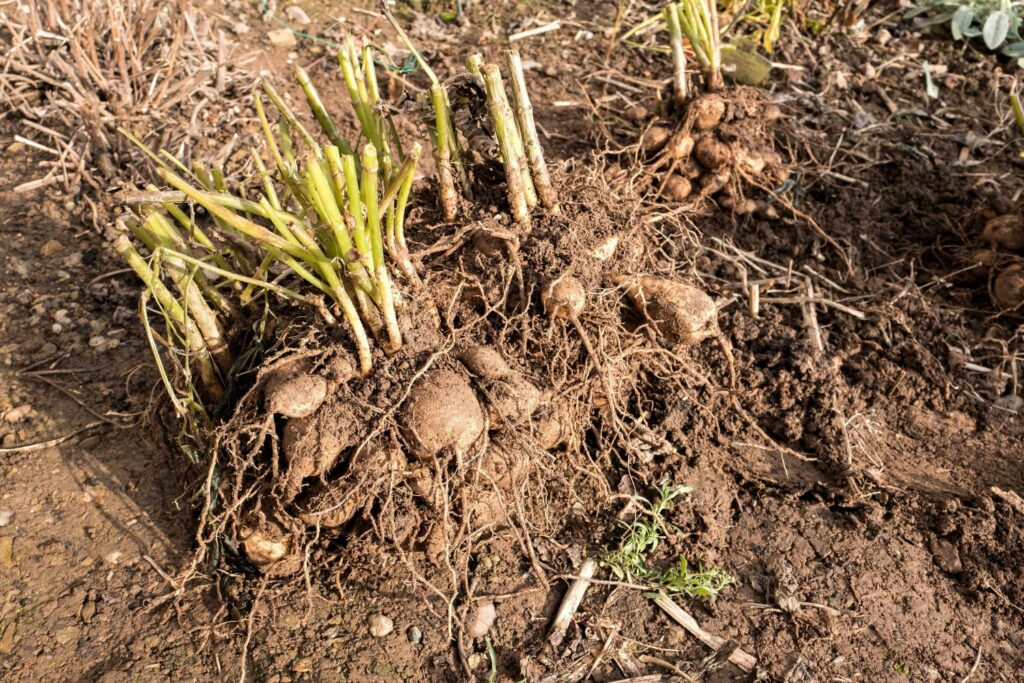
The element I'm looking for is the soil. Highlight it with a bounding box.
[2,1,1024,682]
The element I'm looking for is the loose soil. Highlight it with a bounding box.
[2,1,1023,682]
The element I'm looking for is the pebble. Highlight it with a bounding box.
[54,625,80,645]
[40,239,64,258]
[368,613,393,637]
[104,551,123,565]
[406,625,422,644]
[268,28,297,47]
[6,141,25,155]
[284,6,311,25]
[3,405,32,424]
[0,511,12,527]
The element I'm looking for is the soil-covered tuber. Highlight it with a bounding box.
[663,175,693,202]
[281,402,358,499]
[694,137,731,170]
[264,360,328,419]
[399,369,485,459]
[642,125,671,154]
[458,345,512,380]
[993,264,1024,309]
[240,514,301,576]
[541,275,586,320]
[690,94,726,130]
[981,215,1024,251]
[466,600,497,638]
[611,274,718,345]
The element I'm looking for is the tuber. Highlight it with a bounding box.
[466,600,497,638]
[690,94,727,131]
[641,125,671,154]
[981,215,1024,251]
[663,175,693,202]
[264,359,328,419]
[610,274,718,345]
[993,264,1024,309]
[399,369,486,459]
[542,275,586,320]
[694,137,732,170]
[458,345,512,380]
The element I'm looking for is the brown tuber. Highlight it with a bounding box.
[610,274,718,346]
[694,137,732,170]
[734,146,766,176]
[458,345,512,380]
[240,514,300,576]
[542,275,586,320]
[459,346,542,427]
[993,264,1024,309]
[663,175,693,202]
[281,402,357,499]
[690,94,727,131]
[399,369,485,459]
[484,373,543,427]
[667,131,695,160]
[981,215,1024,251]
[264,361,328,418]
[641,125,671,154]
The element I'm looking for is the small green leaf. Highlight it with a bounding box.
[983,10,1010,49]
[951,6,975,40]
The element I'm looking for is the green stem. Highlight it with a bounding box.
[393,143,422,285]
[362,144,402,353]
[115,235,223,400]
[482,64,531,226]
[296,66,354,154]
[505,49,560,214]
[431,84,459,221]
[665,4,688,106]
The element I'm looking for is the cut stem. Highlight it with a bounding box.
[504,49,560,214]
[362,144,402,353]
[665,4,688,106]
[115,234,223,400]
[431,83,459,221]
[482,64,531,227]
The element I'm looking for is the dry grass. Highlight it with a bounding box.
[0,0,256,222]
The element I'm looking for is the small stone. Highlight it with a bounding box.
[268,28,297,47]
[40,239,64,258]
[0,622,16,654]
[0,511,12,527]
[292,657,312,673]
[231,22,251,35]
[54,625,80,645]
[0,537,13,569]
[406,625,423,644]
[104,551,123,565]
[284,6,311,25]
[875,28,892,46]
[6,141,25,155]
[368,613,393,637]
[3,405,32,423]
